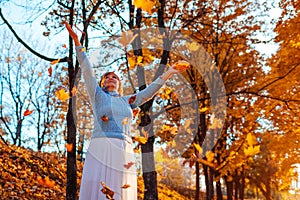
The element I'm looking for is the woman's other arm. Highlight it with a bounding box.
[65,22,98,100]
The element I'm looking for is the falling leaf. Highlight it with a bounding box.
[100,182,115,200]
[48,66,52,77]
[101,115,109,122]
[118,30,138,47]
[38,72,42,77]
[122,184,131,189]
[132,136,147,144]
[193,143,203,154]
[184,119,191,130]
[43,32,50,36]
[141,128,149,139]
[186,41,200,51]
[137,56,143,64]
[66,143,73,152]
[122,117,129,125]
[79,47,86,52]
[5,57,10,63]
[199,107,208,113]
[133,0,156,14]
[129,95,136,105]
[55,89,70,102]
[50,59,60,65]
[132,108,139,118]
[206,151,215,162]
[124,161,135,169]
[23,109,34,116]
[174,60,190,70]
[71,86,78,96]
[62,44,67,48]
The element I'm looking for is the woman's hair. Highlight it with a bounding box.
[99,72,123,95]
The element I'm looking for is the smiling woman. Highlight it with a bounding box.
[65,21,190,200]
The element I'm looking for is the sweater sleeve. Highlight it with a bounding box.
[129,77,166,108]
[75,46,98,101]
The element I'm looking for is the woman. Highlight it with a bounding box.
[65,22,189,200]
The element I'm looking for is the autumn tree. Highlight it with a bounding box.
[0,29,66,150]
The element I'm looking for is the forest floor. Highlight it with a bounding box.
[0,140,192,199]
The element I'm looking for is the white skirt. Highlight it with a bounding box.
[79,137,137,200]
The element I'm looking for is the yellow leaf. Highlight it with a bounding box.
[122,117,129,125]
[206,151,214,162]
[80,47,86,52]
[127,56,136,69]
[193,143,203,154]
[244,145,260,156]
[137,56,143,64]
[186,42,200,51]
[199,107,208,113]
[55,89,70,102]
[133,0,156,14]
[184,119,191,130]
[132,136,147,144]
[246,133,257,147]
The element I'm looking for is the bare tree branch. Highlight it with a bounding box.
[0,8,68,63]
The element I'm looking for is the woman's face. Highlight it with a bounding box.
[103,73,120,92]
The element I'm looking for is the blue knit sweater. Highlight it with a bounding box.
[76,46,165,140]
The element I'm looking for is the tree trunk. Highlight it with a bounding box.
[16,119,22,146]
[195,162,200,200]
[225,177,233,200]
[216,179,223,200]
[234,173,239,200]
[239,168,245,200]
[204,165,214,200]
[66,97,77,199]
[142,135,158,200]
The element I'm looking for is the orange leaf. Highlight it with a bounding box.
[62,44,67,48]
[24,109,34,116]
[101,115,109,121]
[37,176,55,188]
[132,108,139,118]
[55,89,70,102]
[122,184,131,189]
[48,66,52,77]
[124,161,135,169]
[66,143,73,152]
[101,182,115,199]
[50,59,60,65]
[174,61,190,70]
[71,86,78,96]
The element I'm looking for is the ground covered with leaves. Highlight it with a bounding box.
[0,140,191,199]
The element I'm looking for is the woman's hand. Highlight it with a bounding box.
[160,60,190,80]
[65,21,81,46]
